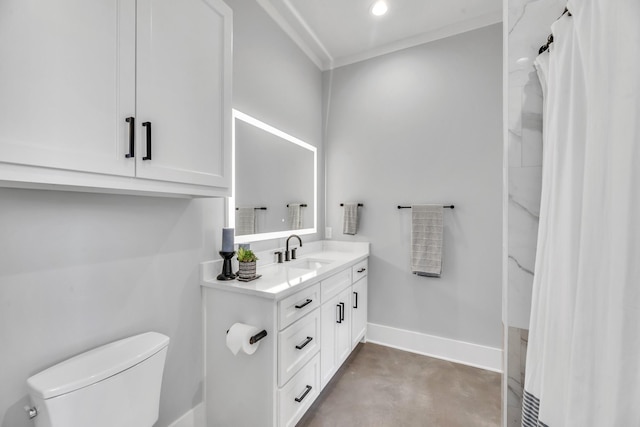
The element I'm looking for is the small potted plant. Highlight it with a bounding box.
[237,247,258,279]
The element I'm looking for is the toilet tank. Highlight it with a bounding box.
[27,332,170,427]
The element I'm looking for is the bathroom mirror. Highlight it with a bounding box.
[229,109,317,243]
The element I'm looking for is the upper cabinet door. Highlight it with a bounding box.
[0,0,136,176]
[135,0,232,188]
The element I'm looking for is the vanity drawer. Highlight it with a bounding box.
[352,259,368,282]
[278,283,320,330]
[320,268,352,302]
[278,308,320,387]
[278,353,320,427]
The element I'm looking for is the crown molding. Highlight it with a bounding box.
[256,0,326,69]
[258,1,502,71]
[328,10,503,70]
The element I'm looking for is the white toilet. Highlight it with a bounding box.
[26,332,170,427]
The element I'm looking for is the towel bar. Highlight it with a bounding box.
[340,203,363,207]
[397,205,454,209]
[236,207,267,210]
[287,204,308,207]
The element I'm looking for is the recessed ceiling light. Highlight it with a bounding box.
[371,1,388,16]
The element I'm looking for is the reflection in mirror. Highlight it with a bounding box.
[230,110,317,243]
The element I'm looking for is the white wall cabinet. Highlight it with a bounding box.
[0,0,232,197]
[0,0,136,178]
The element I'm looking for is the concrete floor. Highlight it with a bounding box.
[298,343,501,427]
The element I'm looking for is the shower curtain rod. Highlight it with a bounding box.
[539,7,572,54]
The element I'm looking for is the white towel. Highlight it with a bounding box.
[236,207,255,235]
[342,203,359,235]
[288,203,303,230]
[411,205,443,277]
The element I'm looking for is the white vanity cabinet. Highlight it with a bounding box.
[0,0,231,197]
[320,271,353,388]
[351,260,368,349]
[203,281,323,427]
[277,285,321,387]
[319,259,369,389]
[202,247,368,427]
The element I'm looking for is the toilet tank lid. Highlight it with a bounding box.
[27,332,170,400]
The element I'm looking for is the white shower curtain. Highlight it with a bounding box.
[524,0,640,426]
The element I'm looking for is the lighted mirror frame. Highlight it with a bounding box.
[229,109,318,244]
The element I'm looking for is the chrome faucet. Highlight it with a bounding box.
[285,234,302,261]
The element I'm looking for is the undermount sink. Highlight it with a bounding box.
[288,258,334,270]
[256,258,335,286]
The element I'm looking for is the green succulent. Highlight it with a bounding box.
[237,247,258,263]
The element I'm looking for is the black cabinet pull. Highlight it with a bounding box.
[357,268,366,273]
[295,336,313,350]
[294,385,312,403]
[340,302,345,321]
[353,291,358,309]
[125,117,135,158]
[142,121,152,160]
[336,304,342,323]
[295,299,312,309]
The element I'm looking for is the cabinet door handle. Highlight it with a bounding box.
[336,304,342,323]
[357,268,366,273]
[142,121,152,160]
[295,336,313,350]
[295,299,312,309]
[340,302,345,321]
[294,385,312,403]
[125,117,135,158]
[353,291,358,309]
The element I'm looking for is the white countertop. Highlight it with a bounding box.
[201,241,369,300]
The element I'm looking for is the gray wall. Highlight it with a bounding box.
[0,2,322,426]
[324,24,503,348]
[229,0,324,252]
[0,190,221,427]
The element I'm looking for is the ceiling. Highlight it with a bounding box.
[256,0,503,70]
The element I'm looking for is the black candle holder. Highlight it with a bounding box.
[217,251,236,281]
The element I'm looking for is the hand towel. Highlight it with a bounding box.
[288,203,303,230]
[236,207,255,235]
[411,205,443,277]
[342,203,359,235]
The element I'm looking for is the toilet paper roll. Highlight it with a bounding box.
[226,323,262,356]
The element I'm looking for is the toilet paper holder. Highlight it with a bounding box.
[226,328,268,344]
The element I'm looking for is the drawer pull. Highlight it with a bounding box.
[340,302,345,321]
[353,291,358,309]
[357,267,366,273]
[295,299,312,309]
[294,385,312,403]
[336,304,342,323]
[125,117,135,158]
[295,336,313,350]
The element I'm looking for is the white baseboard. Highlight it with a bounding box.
[168,402,205,427]
[366,322,502,373]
